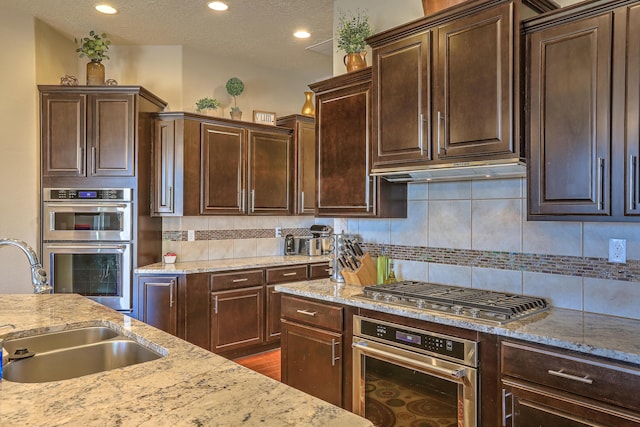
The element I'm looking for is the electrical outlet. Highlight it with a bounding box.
[275,227,282,238]
[187,230,195,242]
[608,238,626,263]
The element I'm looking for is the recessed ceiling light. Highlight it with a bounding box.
[95,4,117,14]
[294,30,311,39]
[208,1,229,11]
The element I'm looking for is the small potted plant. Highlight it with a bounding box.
[195,97,221,115]
[226,77,245,120]
[336,10,372,72]
[75,30,112,85]
[163,251,177,264]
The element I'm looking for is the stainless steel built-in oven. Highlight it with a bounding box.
[353,315,478,427]
[42,188,134,311]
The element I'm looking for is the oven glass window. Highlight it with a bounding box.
[364,356,460,427]
[52,253,122,297]
[53,212,123,232]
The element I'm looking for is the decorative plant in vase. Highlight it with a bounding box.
[225,77,245,120]
[195,97,221,115]
[75,30,112,85]
[336,9,372,73]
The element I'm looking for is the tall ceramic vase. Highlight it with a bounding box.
[344,51,367,73]
[86,60,105,85]
[301,91,315,117]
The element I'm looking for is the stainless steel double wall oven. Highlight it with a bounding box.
[42,188,133,311]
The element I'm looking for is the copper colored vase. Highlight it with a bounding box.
[301,91,315,117]
[86,60,105,85]
[343,51,367,73]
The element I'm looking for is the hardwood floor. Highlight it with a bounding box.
[234,349,281,382]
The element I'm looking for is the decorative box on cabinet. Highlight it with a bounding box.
[276,114,316,215]
[151,113,293,216]
[368,0,523,174]
[525,0,640,221]
[309,68,407,218]
[501,339,640,426]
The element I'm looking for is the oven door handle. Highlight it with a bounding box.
[352,341,467,379]
[46,203,130,209]
[45,244,128,251]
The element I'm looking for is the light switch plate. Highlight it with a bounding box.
[608,238,626,263]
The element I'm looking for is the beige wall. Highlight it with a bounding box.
[0,9,38,293]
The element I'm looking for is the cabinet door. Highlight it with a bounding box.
[153,119,176,215]
[434,2,514,159]
[625,4,640,216]
[281,319,343,407]
[528,14,612,216]
[372,31,432,168]
[299,120,316,214]
[137,276,177,335]
[316,81,375,216]
[248,130,293,214]
[210,286,264,353]
[41,92,86,177]
[265,284,281,342]
[88,93,135,176]
[201,123,246,214]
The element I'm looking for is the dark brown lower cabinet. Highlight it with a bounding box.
[210,286,264,353]
[265,284,281,342]
[281,319,343,407]
[136,275,178,336]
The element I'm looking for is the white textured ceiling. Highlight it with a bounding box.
[2,0,335,74]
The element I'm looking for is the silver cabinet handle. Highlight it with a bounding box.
[436,111,445,155]
[502,389,513,427]
[300,191,305,212]
[232,277,249,283]
[597,157,605,211]
[169,279,175,308]
[331,338,340,367]
[213,295,219,314]
[240,189,245,212]
[283,272,297,276]
[91,146,96,174]
[419,113,424,155]
[295,309,316,317]
[547,369,593,384]
[251,189,255,213]
[168,186,173,210]
[630,155,638,211]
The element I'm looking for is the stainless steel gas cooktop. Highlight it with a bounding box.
[353,281,548,324]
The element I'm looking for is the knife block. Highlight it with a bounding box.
[341,252,378,286]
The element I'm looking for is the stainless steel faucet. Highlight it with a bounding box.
[0,238,52,294]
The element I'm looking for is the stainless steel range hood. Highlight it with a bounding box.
[371,158,526,183]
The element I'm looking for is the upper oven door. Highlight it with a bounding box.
[43,202,132,241]
[352,336,477,427]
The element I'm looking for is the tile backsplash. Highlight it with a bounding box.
[161,178,640,320]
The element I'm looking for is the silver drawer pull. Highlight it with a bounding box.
[283,272,298,276]
[547,369,593,384]
[296,309,317,317]
[232,278,249,283]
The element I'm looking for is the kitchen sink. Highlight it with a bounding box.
[2,326,163,383]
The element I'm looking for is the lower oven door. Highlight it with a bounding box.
[353,336,477,427]
[43,243,132,311]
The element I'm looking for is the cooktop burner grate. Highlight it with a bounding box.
[357,281,548,324]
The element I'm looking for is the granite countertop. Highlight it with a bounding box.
[0,294,371,427]
[275,279,640,365]
[135,255,331,274]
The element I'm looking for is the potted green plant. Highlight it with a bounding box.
[225,77,245,120]
[75,30,112,85]
[336,10,372,72]
[195,97,221,115]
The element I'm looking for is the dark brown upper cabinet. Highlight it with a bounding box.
[40,87,165,178]
[309,68,407,218]
[151,113,293,216]
[525,0,640,221]
[368,0,522,173]
[277,114,316,215]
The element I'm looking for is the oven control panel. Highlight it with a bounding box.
[356,317,477,365]
[44,188,132,202]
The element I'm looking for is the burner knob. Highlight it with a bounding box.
[415,299,426,309]
[384,294,394,302]
[453,305,463,315]
[372,292,381,301]
[470,308,480,318]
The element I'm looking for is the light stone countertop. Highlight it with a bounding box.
[0,294,372,427]
[275,279,640,365]
[135,255,331,275]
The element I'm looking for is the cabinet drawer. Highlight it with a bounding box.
[210,269,264,291]
[501,340,640,412]
[281,295,343,332]
[309,262,332,279]
[266,265,308,284]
